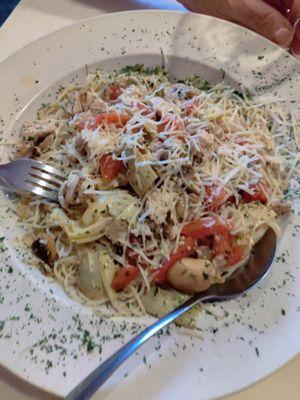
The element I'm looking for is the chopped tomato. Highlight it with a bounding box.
[112,265,139,291]
[126,247,139,265]
[227,245,246,267]
[199,235,213,247]
[157,116,184,133]
[182,217,231,240]
[129,234,145,245]
[153,237,196,284]
[214,240,245,269]
[213,232,233,257]
[213,234,245,268]
[99,154,125,181]
[171,119,184,131]
[135,102,149,114]
[84,112,128,130]
[157,117,169,133]
[125,248,149,270]
[235,138,249,146]
[95,112,128,128]
[126,248,138,264]
[205,185,229,211]
[131,126,140,134]
[242,183,268,204]
[227,195,237,205]
[107,84,122,101]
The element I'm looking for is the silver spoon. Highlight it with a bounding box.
[66,228,277,400]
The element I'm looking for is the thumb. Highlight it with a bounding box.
[230,0,294,46]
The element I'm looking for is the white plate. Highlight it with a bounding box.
[0,10,299,400]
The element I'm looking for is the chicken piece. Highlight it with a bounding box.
[167,258,215,294]
[62,89,90,115]
[148,96,181,116]
[146,188,177,225]
[16,118,59,158]
[38,133,55,153]
[105,220,128,243]
[22,118,58,143]
[91,96,106,113]
[269,199,291,215]
[59,173,89,212]
[74,133,88,156]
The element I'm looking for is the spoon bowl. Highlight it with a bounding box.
[210,228,277,298]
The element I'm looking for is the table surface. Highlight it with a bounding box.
[0,1,299,399]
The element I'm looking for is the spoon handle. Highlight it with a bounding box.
[66,292,216,400]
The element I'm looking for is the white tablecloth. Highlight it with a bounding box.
[0,1,299,398]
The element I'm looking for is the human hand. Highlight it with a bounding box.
[179,0,300,54]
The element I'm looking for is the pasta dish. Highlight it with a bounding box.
[15,65,292,322]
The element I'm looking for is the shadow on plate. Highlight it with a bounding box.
[0,364,59,400]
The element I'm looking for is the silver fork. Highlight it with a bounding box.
[0,158,65,201]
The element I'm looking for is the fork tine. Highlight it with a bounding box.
[25,175,60,192]
[23,183,58,202]
[0,158,65,202]
[30,160,66,179]
[29,170,63,186]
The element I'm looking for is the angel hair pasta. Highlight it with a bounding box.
[15,65,293,321]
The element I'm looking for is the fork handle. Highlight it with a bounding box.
[0,176,15,191]
[65,292,217,400]
[0,163,14,187]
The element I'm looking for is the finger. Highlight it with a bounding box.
[227,0,294,46]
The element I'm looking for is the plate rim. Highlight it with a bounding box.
[0,9,299,400]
